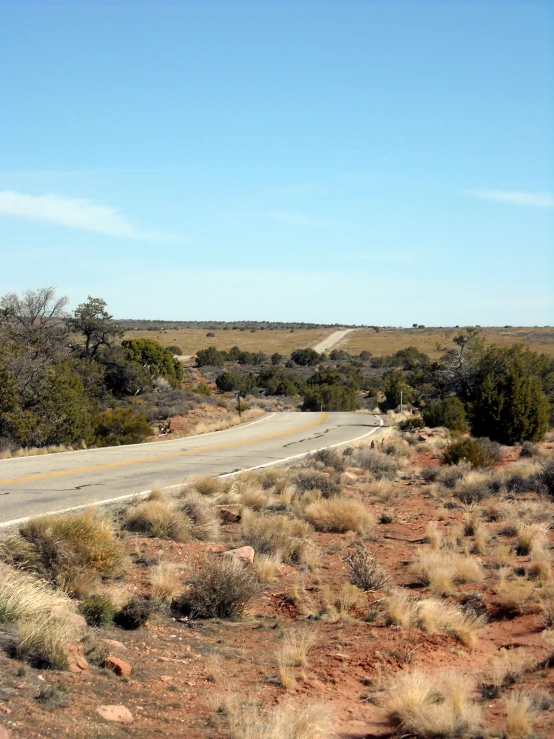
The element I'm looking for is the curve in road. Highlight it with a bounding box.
[0,411,383,528]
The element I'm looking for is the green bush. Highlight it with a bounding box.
[291,348,320,366]
[93,407,152,446]
[442,437,496,468]
[422,397,468,432]
[114,597,154,629]
[80,594,117,626]
[167,345,182,355]
[122,339,184,388]
[399,416,425,431]
[302,384,357,412]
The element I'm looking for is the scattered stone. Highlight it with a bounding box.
[342,471,358,482]
[103,656,132,677]
[0,725,10,738]
[67,656,89,674]
[223,545,255,564]
[218,506,241,523]
[99,638,126,651]
[0,706,11,715]
[96,705,134,724]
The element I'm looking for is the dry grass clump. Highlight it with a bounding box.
[503,692,536,739]
[344,545,390,591]
[0,565,72,623]
[226,699,333,739]
[409,549,483,595]
[352,448,398,479]
[491,544,516,568]
[360,479,401,505]
[150,563,183,601]
[18,510,126,588]
[304,498,374,534]
[277,626,318,668]
[294,469,341,498]
[312,447,345,472]
[454,469,501,504]
[241,509,312,564]
[177,489,221,540]
[480,648,537,698]
[516,523,549,555]
[437,462,470,489]
[414,598,485,647]
[176,556,262,620]
[424,522,443,550]
[188,474,228,496]
[192,408,265,436]
[253,555,281,583]
[472,525,489,555]
[383,589,414,627]
[125,498,191,542]
[494,572,535,614]
[527,549,552,581]
[240,483,270,511]
[386,669,482,738]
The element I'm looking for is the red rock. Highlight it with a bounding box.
[67,655,89,673]
[342,471,358,482]
[0,725,10,738]
[103,656,132,677]
[218,506,241,523]
[223,545,255,564]
[96,705,134,724]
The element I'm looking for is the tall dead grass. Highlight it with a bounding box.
[241,509,311,564]
[303,498,374,534]
[409,549,484,595]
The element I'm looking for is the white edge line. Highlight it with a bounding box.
[0,412,275,464]
[0,416,384,530]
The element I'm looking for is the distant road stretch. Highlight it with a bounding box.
[0,412,382,527]
[312,328,356,354]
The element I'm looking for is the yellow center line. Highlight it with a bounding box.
[0,412,329,486]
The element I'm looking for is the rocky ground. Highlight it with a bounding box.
[1,427,554,739]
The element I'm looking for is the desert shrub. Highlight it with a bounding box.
[344,545,390,591]
[176,556,262,619]
[399,416,425,431]
[504,692,536,739]
[480,648,537,697]
[125,499,191,542]
[241,509,311,564]
[353,448,398,479]
[167,345,182,355]
[382,589,414,626]
[0,565,72,623]
[291,348,320,366]
[277,626,318,668]
[423,397,468,432]
[386,670,482,738]
[17,610,84,669]
[150,563,182,601]
[454,471,501,504]
[421,466,440,482]
[442,438,497,468]
[189,475,227,495]
[80,593,117,626]
[437,462,469,488]
[312,447,345,472]
[177,490,220,541]
[520,441,539,458]
[226,699,333,739]
[516,522,548,555]
[302,384,358,411]
[93,407,152,446]
[414,597,485,647]
[410,549,483,595]
[19,510,126,586]
[536,459,554,498]
[495,574,535,615]
[294,470,340,497]
[114,597,154,629]
[304,498,374,533]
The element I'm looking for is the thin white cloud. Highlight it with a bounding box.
[346,252,409,262]
[468,190,554,209]
[265,209,321,227]
[0,190,179,241]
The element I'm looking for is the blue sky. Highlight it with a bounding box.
[1,0,552,325]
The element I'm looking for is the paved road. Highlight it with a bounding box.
[312,328,356,354]
[0,412,382,527]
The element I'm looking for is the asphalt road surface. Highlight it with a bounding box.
[0,412,383,527]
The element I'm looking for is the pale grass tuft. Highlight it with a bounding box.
[361,479,401,504]
[240,483,270,511]
[241,508,312,564]
[504,692,536,739]
[177,489,221,541]
[410,549,484,595]
[0,565,72,623]
[472,525,489,555]
[125,499,191,542]
[527,549,552,581]
[480,648,537,693]
[424,522,442,550]
[253,554,281,583]
[227,698,333,739]
[414,598,485,647]
[495,571,535,614]
[383,589,414,627]
[516,523,549,555]
[277,626,318,668]
[303,498,374,534]
[191,408,265,436]
[150,563,183,601]
[490,544,515,568]
[386,669,482,738]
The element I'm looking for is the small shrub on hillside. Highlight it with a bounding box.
[80,593,117,627]
[536,459,554,498]
[422,397,468,432]
[167,345,182,355]
[353,448,398,479]
[125,499,191,542]
[176,556,262,620]
[520,441,540,458]
[0,565,72,624]
[17,611,84,669]
[114,597,154,629]
[241,510,311,564]
[312,448,345,473]
[294,470,340,497]
[177,490,220,541]
[19,510,126,587]
[304,498,374,534]
[454,471,502,504]
[344,545,390,591]
[93,407,152,447]
[421,466,440,482]
[437,463,469,488]
[442,438,497,468]
[399,416,425,431]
